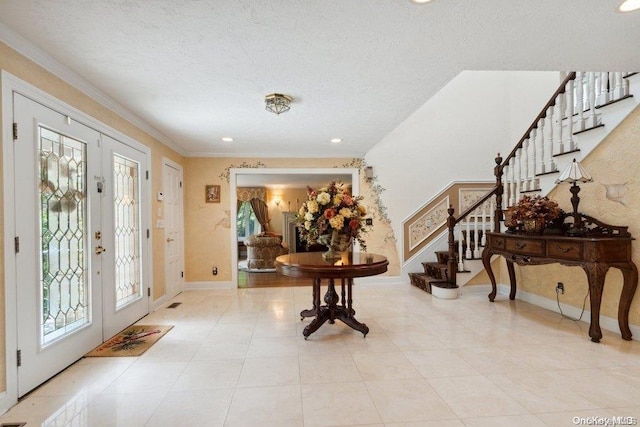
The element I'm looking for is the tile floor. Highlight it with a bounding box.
[1,283,639,426]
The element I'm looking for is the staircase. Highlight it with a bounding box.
[409,71,640,299]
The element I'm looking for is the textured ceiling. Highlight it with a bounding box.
[1,0,639,157]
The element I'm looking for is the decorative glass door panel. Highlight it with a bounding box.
[113,154,142,309]
[39,127,90,345]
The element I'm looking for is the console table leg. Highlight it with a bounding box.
[506,261,517,300]
[584,263,609,343]
[618,263,638,340]
[324,279,339,324]
[300,278,321,320]
[482,247,497,302]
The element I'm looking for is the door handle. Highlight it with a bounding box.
[166,238,174,243]
[95,246,106,254]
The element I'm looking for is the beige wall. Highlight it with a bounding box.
[183,157,401,282]
[469,105,640,330]
[266,187,309,235]
[0,42,185,393]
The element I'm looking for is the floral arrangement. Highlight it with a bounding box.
[296,181,369,250]
[510,195,562,223]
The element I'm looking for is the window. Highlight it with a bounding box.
[237,202,260,240]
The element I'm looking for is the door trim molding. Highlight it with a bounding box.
[229,167,360,288]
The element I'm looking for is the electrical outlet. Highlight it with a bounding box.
[365,218,373,226]
[212,266,218,276]
[556,282,564,294]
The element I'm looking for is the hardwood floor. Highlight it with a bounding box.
[237,269,311,288]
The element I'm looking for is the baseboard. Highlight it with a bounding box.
[0,390,13,417]
[186,281,235,289]
[494,284,639,342]
[151,295,168,312]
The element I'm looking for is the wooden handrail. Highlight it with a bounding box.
[500,72,577,168]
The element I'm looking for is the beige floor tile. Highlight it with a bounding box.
[428,375,527,418]
[171,359,244,391]
[299,353,362,384]
[301,382,382,426]
[226,385,303,427]
[365,378,457,423]
[461,414,546,427]
[192,341,250,360]
[487,371,598,413]
[385,421,465,427]
[352,351,421,380]
[145,388,234,426]
[69,391,165,426]
[0,395,89,426]
[102,361,187,394]
[237,356,300,387]
[246,336,300,358]
[453,346,538,375]
[343,332,400,354]
[404,349,480,378]
[386,330,447,351]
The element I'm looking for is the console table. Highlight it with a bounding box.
[275,252,388,339]
[482,232,637,342]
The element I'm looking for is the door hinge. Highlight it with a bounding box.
[14,236,20,254]
[179,181,182,188]
[13,122,18,140]
[146,229,150,238]
[146,170,149,180]
[181,271,184,278]
[17,349,22,367]
[147,288,151,297]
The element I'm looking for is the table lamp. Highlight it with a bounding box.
[555,159,593,235]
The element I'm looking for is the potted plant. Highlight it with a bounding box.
[511,195,562,234]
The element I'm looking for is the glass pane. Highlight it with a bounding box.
[113,154,142,309]
[39,127,89,344]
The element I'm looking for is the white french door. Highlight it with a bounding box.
[12,93,149,396]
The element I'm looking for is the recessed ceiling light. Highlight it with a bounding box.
[330,138,342,143]
[221,137,234,142]
[410,0,435,4]
[619,0,640,12]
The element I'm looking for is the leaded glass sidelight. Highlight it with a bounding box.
[39,127,89,344]
[113,154,142,309]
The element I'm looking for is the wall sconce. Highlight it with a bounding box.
[364,166,374,182]
[272,196,282,208]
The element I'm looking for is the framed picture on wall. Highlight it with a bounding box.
[205,185,220,203]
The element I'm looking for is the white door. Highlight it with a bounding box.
[13,93,150,396]
[14,93,103,396]
[100,134,150,338]
[163,161,183,299]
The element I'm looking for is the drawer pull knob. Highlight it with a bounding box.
[515,242,527,249]
[556,246,573,253]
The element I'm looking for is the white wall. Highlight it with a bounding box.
[365,70,561,267]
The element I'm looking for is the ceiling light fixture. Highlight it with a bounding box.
[265,93,292,115]
[221,137,234,142]
[619,0,640,11]
[330,138,342,143]
[410,0,435,4]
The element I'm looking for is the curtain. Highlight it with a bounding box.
[249,198,270,232]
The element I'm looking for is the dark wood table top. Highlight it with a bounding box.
[275,252,388,279]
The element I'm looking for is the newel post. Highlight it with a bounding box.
[493,153,504,232]
[446,205,457,287]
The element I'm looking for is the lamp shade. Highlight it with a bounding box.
[555,159,593,184]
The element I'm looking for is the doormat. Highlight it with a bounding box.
[85,325,173,357]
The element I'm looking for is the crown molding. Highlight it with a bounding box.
[0,21,186,156]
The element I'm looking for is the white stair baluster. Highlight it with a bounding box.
[465,217,472,260]
[481,201,487,246]
[473,208,480,258]
[608,72,615,101]
[508,158,516,206]
[490,197,496,233]
[587,72,598,128]
[537,118,546,174]
[597,72,609,106]
[458,228,465,271]
[555,94,564,154]
[613,72,625,99]
[515,148,521,202]
[530,128,538,190]
[565,78,576,151]
[522,138,530,192]
[546,106,556,172]
[575,71,585,131]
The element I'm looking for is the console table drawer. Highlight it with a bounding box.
[547,241,583,260]
[505,238,545,256]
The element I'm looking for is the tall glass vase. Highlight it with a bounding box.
[317,230,352,261]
